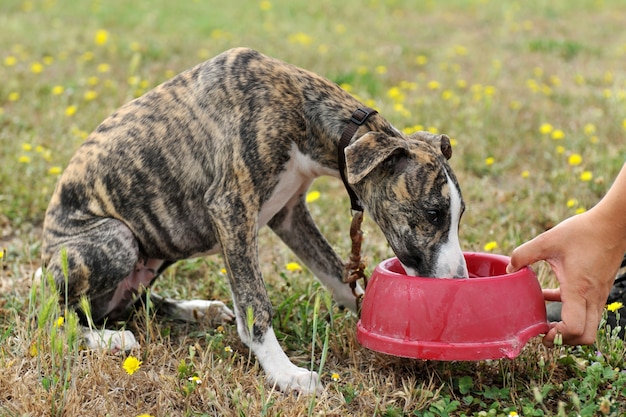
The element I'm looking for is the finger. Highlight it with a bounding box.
[543,288,561,302]
[508,236,549,273]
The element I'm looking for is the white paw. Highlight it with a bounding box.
[270,366,320,395]
[170,299,235,325]
[82,328,139,353]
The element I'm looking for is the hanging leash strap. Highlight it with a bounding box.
[337,107,377,313]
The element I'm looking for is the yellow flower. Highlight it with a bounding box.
[555,145,565,154]
[259,0,271,11]
[306,190,320,203]
[331,372,340,382]
[286,262,302,271]
[65,105,77,116]
[216,325,224,333]
[18,155,31,164]
[136,414,154,417]
[51,85,64,95]
[485,157,495,166]
[4,56,17,66]
[575,207,586,214]
[224,346,233,353]
[84,90,98,101]
[580,171,593,182]
[539,123,553,135]
[566,198,578,208]
[415,55,428,66]
[427,80,441,90]
[55,316,64,328]
[287,32,313,46]
[94,29,109,46]
[8,92,20,102]
[623,118,626,130]
[22,143,32,151]
[188,376,202,384]
[551,129,565,140]
[30,62,44,74]
[375,65,387,75]
[483,241,498,252]
[48,166,62,175]
[456,79,467,89]
[568,154,582,166]
[607,301,623,312]
[583,123,596,136]
[521,170,530,178]
[122,356,142,375]
[508,412,519,417]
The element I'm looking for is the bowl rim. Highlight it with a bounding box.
[377,251,533,282]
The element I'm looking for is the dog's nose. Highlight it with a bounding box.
[455,256,469,278]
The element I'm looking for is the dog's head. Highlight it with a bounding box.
[345,131,468,278]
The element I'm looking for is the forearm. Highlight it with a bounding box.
[591,163,626,253]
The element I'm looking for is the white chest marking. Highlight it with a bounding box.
[257,144,335,227]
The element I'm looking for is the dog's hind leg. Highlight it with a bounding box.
[147,293,235,326]
[41,218,147,351]
[269,195,362,312]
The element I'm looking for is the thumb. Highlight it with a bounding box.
[506,235,549,273]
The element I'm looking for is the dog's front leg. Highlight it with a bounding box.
[269,195,362,312]
[207,193,320,394]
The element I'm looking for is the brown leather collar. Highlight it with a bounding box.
[337,107,378,212]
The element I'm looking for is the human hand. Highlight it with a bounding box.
[507,211,622,347]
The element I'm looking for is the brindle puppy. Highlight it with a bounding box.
[41,48,467,394]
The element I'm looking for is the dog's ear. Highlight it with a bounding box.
[344,132,408,184]
[408,132,453,160]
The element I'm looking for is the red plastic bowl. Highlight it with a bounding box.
[356,252,549,360]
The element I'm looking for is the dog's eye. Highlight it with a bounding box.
[426,209,442,226]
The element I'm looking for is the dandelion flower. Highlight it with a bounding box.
[122,356,142,375]
[8,92,20,102]
[456,79,467,89]
[566,198,578,208]
[224,346,233,353]
[583,123,596,136]
[331,372,340,382]
[568,154,582,166]
[306,190,320,203]
[30,62,44,74]
[22,143,32,151]
[84,90,98,101]
[483,241,498,252]
[286,262,302,271]
[580,171,593,182]
[188,376,202,384]
[521,170,530,178]
[427,80,441,90]
[4,56,17,66]
[54,316,64,328]
[607,301,623,312]
[375,65,387,75]
[94,29,109,46]
[52,85,64,95]
[555,145,565,154]
[65,105,77,117]
[415,55,428,66]
[18,155,31,164]
[551,129,565,140]
[485,157,495,166]
[48,166,62,175]
[287,32,313,46]
[216,325,225,333]
[575,207,586,214]
[539,123,553,135]
[623,118,626,130]
[136,414,154,417]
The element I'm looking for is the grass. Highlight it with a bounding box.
[1,0,626,415]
